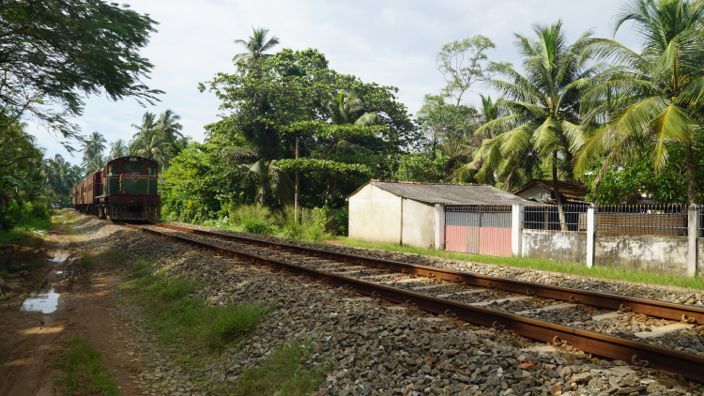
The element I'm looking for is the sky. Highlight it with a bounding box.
[31,0,641,165]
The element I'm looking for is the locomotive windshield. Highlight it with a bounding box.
[123,161,143,174]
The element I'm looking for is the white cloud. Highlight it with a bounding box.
[30,0,640,164]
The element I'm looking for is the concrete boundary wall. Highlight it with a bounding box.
[698,238,704,275]
[521,230,586,264]
[520,229,690,275]
[595,235,688,275]
[516,202,696,276]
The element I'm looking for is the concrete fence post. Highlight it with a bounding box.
[688,204,700,277]
[586,205,596,268]
[435,204,445,250]
[511,204,524,257]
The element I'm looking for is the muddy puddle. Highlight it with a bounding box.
[19,250,68,314]
[48,250,69,264]
[20,289,60,313]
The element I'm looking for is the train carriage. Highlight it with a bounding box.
[72,156,160,222]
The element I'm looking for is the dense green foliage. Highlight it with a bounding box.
[44,155,83,206]
[0,0,160,229]
[162,33,417,223]
[0,0,160,143]
[578,0,704,204]
[7,0,704,236]
[0,115,51,229]
[158,0,704,238]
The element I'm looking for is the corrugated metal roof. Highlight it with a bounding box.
[366,181,537,206]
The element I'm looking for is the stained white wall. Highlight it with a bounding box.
[401,198,436,248]
[348,184,402,244]
[348,184,438,248]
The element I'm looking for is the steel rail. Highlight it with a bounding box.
[128,223,704,382]
[156,222,704,325]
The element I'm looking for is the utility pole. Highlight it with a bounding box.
[294,135,299,224]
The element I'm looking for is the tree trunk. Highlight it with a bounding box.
[552,151,568,231]
[294,136,299,224]
[686,143,696,206]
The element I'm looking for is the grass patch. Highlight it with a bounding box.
[123,260,269,351]
[56,337,119,396]
[0,216,51,245]
[96,248,133,269]
[0,259,45,277]
[232,341,328,396]
[340,238,704,291]
[52,209,81,226]
[75,252,96,273]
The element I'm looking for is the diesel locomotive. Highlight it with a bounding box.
[72,156,160,221]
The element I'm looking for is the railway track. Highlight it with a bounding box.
[123,221,704,382]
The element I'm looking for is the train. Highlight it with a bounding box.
[72,156,160,221]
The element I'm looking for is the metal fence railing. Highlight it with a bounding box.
[595,203,688,237]
[524,204,589,232]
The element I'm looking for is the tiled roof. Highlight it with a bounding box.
[513,179,588,203]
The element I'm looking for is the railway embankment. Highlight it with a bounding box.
[74,213,704,394]
[6,210,701,394]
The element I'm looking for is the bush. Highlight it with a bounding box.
[330,207,348,236]
[0,199,51,230]
[304,207,329,242]
[274,206,331,243]
[276,206,304,240]
[229,204,272,235]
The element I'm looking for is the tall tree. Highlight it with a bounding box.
[577,0,704,204]
[82,131,107,174]
[201,48,413,211]
[473,21,596,228]
[330,91,377,126]
[129,110,184,169]
[0,0,160,145]
[156,109,184,142]
[0,115,46,228]
[233,27,280,65]
[44,154,82,206]
[109,139,128,159]
[436,35,495,105]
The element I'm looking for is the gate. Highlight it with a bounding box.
[445,205,512,256]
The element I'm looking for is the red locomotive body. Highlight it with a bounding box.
[72,156,160,221]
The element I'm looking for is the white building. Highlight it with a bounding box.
[348,181,532,249]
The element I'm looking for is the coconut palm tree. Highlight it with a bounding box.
[233,27,280,64]
[133,132,170,168]
[155,109,183,142]
[82,131,106,174]
[330,90,377,126]
[577,0,704,204]
[473,21,597,229]
[109,139,128,159]
[129,111,183,170]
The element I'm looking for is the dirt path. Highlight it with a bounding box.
[0,219,142,395]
